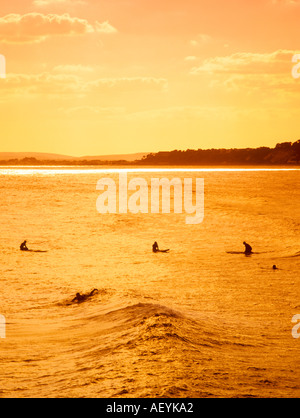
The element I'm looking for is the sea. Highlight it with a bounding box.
[0,166,299,398]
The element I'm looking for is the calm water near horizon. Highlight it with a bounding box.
[0,166,299,398]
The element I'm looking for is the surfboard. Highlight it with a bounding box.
[226,251,248,254]
[226,251,256,255]
[26,250,48,253]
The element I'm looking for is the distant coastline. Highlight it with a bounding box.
[1,140,299,166]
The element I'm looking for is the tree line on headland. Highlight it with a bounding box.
[137,140,300,166]
[1,140,299,166]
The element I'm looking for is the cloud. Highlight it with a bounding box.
[0,72,84,99]
[33,0,86,6]
[0,13,117,44]
[0,73,168,100]
[188,50,300,102]
[184,56,197,62]
[53,64,95,73]
[190,34,213,47]
[213,73,299,95]
[86,77,168,93]
[190,50,295,75]
[271,0,300,5]
[95,21,118,34]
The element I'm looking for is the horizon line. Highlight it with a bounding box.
[0,167,299,176]
[1,139,299,160]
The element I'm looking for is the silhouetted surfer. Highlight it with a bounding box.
[273,265,278,270]
[152,241,159,253]
[20,240,29,251]
[152,241,169,253]
[72,289,98,303]
[243,241,252,254]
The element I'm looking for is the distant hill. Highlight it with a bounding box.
[77,153,148,162]
[136,141,300,166]
[0,152,74,161]
[0,142,299,165]
[0,152,148,162]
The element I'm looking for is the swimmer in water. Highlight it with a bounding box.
[72,289,98,303]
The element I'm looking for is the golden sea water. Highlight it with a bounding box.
[0,166,299,398]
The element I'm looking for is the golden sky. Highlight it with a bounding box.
[0,0,299,156]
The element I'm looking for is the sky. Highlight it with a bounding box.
[0,0,299,156]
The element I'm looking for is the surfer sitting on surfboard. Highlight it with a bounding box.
[152,241,169,253]
[20,240,29,251]
[152,241,159,253]
[243,241,252,254]
[19,240,47,252]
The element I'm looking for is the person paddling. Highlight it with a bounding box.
[72,289,99,303]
